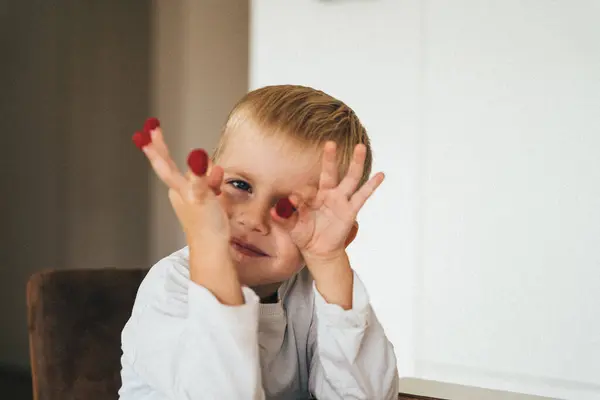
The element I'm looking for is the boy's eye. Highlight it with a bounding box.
[229,180,252,193]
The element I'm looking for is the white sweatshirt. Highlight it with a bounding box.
[119,247,399,400]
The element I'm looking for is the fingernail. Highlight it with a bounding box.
[132,131,151,149]
[143,117,160,133]
[275,197,295,219]
[187,149,209,176]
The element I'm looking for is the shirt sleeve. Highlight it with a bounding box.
[308,270,399,399]
[119,257,265,400]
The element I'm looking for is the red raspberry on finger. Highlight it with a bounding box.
[275,197,295,219]
[132,131,152,149]
[143,117,160,133]
[187,149,209,176]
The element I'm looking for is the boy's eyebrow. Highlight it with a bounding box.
[224,167,255,183]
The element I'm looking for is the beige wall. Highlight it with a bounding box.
[149,0,249,261]
[0,1,151,370]
[0,0,248,370]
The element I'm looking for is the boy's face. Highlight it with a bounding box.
[215,121,322,296]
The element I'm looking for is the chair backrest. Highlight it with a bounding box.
[27,268,147,400]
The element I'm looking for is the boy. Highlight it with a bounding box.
[120,85,399,399]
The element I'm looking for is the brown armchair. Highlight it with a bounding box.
[27,268,147,400]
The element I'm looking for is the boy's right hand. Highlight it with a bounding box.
[135,119,243,305]
[137,124,230,248]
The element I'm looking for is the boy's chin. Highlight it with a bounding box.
[235,263,300,290]
[236,268,282,288]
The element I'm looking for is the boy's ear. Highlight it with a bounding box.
[344,221,359,248]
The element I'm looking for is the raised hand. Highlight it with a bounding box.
[271,141,385,274]
[133,118,244,305]
[133,118,229,245]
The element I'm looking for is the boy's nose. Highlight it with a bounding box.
[235,205,270,235]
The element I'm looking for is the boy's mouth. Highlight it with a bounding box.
[230,238,269,257]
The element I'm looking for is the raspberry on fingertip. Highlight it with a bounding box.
[132,131,152,149]
[275,197,295,219]
[143,117,160,133]
[187,149,209,176]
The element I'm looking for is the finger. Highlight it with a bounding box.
[133,117,178,172]
[132,131,152,149]
[270,207,298,233]
[273,190,316,224]
[133,116,160,149]
[186,162,223,195]
[319,141,339,190]
[187,149,209,176]
[275,196,296,219]
[206,164,224,195]
[186,148,224,199]
[349,172,385,213]
[143,146,187,191]
[149,128,171,162]
[295,185,319,208]
[337,143,367,198]
[187,173,212,203]
[143,117,160,133]
[270,196,300,231]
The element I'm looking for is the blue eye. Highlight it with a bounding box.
[229,180,252,193]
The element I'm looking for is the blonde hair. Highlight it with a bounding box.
[214,85,372,189]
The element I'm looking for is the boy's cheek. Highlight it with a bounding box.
[271,243,305,277]
[267,260,304,283]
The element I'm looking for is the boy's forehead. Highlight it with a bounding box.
[219,125,323,188]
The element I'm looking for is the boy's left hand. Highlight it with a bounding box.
[271,141,385,278]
